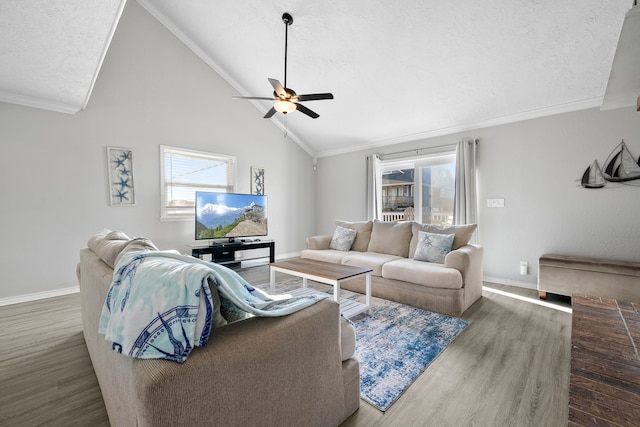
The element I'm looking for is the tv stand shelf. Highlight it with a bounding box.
[191,240,274,268]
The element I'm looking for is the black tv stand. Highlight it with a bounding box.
[217,241,243,247]
[191,240,275,268]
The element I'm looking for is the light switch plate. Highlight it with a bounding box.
[487,198,505,208]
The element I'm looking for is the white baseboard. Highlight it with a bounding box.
[277,251,301,261]
[0,286,80,307]
[483,276,537,290]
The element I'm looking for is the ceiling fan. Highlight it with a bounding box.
[233,12,333,119]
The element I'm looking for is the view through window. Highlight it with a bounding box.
[160,146,236,220]
[380,153,456,225]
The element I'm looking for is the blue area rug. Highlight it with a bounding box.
[260,279,469,412]
[350,298,469,411]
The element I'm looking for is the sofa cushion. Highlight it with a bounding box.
[367,220,413,257]
[414,231,454,264]
[409,223,477,257]
[382,258,463,289]
[336,220,373,252]
[87,229,132,268]
[301,248,350,264]
[330,226,357,251]
[342,252,402,276]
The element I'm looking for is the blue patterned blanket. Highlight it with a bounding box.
[98,251,326,362]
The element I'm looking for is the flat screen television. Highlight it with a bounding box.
[195,192,268,242]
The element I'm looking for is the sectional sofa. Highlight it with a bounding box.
[77,230,359,427]
[301,220,483,316]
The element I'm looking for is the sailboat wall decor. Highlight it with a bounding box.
[603,141,640,182]
[581,160,606,188]
[580,140,640,189]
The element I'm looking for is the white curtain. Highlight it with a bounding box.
[454,139,478,229]
[366,154,382,220]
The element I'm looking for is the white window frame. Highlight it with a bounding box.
[160,145,237,221]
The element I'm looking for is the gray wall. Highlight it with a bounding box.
[2,2,639,301]
[0,2,315,301]
[316,107,640,288]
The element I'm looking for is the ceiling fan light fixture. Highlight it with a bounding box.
[233,12,332,119]
[274,100,296,114]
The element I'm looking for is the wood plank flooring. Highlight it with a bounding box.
[0,295,109,426]
[0,265,572,426]
[568,294,640,426]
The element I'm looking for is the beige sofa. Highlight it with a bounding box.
[301,220,483,316]
[77,230,359,427]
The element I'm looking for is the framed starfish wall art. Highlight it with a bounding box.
[251,166,265,195]
[107,147,135,206]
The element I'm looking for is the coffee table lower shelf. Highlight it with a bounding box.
[286,287,369,319]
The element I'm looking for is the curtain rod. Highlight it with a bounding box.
[378,139,478,160]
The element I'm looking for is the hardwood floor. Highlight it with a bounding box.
[342,283,571,427]
[0,294,109,426]
[0,265,572,426]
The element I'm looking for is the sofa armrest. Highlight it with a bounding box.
[306,235,332,250]
[134,299,349,427]
[445,244,484,311]
[444,244,484,286]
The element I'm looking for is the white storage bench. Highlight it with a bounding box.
[538,254,640,301]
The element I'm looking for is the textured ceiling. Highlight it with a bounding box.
[0,0,633,157]
[0,0,126,113]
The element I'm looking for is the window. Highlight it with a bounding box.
[160,146,236,220]
[380,152,456,225]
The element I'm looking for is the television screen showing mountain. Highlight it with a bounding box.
[195,192,267,240]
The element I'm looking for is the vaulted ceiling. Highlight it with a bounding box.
[0,1,635,157]
[0,0,126,114]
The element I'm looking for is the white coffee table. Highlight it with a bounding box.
[269,258,372,318]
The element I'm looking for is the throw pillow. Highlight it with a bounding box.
[329,225,357,251]
[219,294,254,324]
[367,220,413,257]
[335,220,373,252]
[409,223,477,257]
[427,223,477,250]
[414,231,454,263]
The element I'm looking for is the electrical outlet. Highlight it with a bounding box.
[520,261,528,275]
[487,198,505,208]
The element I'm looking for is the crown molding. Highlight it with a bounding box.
[315,97,603,158]
[0,91,80,114]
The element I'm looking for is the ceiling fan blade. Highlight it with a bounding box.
[297,93,334,102]
[268,78,287,98]
[295,103,320,119]
[263,106,277,118]
[232,96,277,100]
